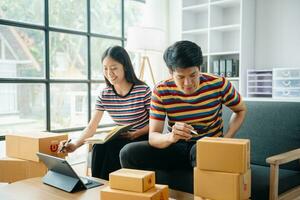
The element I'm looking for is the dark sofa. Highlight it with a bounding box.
[156,100,300,200]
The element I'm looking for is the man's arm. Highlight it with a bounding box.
[224,101,247,138]
[149,119,193,149]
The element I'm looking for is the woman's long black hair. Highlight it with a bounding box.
[101,46,145,87]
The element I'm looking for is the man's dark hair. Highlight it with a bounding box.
[101,46,145,86]
[163,40,203,71]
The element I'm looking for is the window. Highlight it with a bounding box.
[0,0,145,136]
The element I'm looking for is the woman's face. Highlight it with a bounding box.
[103,57,126,85]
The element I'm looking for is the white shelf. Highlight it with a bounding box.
[182,0,208,7]
[182,28,208,35]
[209,51,239,56]
[210,1,240,27]
[248,86,272,88]
[210,29,240,53]
[180,0,255,96]
[227,77,240,81]
[182,9,208,31]
[210,24,240,31]
[210,0,240,8]
[182,4,208,12]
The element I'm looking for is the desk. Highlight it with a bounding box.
[0,177,194,200]
[0,177,105,200]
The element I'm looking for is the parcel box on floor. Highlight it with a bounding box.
[197,137,250,173]
[0,157,47,183]
[101,184,168,200]
[109,168,155,192]
[6,132,68,162]
[194,168,251,200]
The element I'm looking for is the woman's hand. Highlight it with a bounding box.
[58,140,78,153]
[168,122,193,143]
[121,131,141,140]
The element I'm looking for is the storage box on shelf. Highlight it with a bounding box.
[247,69,273,98]
[273,68,300,99]
[246,67,300,100]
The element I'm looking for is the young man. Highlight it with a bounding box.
[120,40,246,170]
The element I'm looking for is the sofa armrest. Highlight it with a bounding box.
[266,148,300,165]
[266,148,300,200]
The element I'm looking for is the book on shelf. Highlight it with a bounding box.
[85,124,133,144]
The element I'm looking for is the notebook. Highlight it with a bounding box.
[85,124,133,144]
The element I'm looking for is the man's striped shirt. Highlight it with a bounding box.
[96,84,151,131]
[150,73,242,141]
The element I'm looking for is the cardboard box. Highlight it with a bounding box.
[101,184,168,200]
[0,157,47,183]
[109,168,155,192]
[197,137,250,173]
[194,196,212,200]
[194,168,251,200]
[6,132,68,162]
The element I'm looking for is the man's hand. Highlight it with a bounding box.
[168,122,193,143]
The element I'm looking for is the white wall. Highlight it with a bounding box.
[140,0,170,86]
[255,0,300,68]
[168,0,182,44]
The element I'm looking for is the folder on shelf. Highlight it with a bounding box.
[233,60,239,77]
[220,59,226,77]
[226,59,233,77]
[85,124,133,144]
[213,60,220,76]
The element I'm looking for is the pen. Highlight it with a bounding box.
[60,139,72,152]
[190,129,198,135]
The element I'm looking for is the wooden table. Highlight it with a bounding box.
[0,177,194,200]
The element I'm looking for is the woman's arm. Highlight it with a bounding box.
[74,110,104,147]
[59,110,104,153]
[124,125,149,140]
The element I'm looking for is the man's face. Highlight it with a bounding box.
[171,66,201,95]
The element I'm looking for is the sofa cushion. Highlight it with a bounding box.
[251,164,300,200]
[222,101,300,171]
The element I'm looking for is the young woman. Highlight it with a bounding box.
[59,46,151,180]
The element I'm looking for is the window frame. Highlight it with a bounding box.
[0,0,144,140]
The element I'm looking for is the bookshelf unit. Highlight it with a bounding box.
[181,0,255,95]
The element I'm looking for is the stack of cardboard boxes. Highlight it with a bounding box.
[0,132,67,183]
[194,137,251,200]
[101,168,169,200]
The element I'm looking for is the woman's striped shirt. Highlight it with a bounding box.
[150,73,242,141]
[96,84,151,131]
